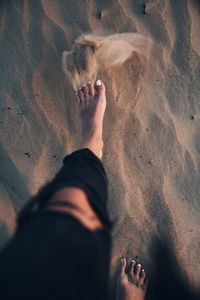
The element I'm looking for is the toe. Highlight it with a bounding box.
[78,88,84,104]
[95,79,105,97]
[75,92,80,104]
[119,257,127,278]
[82,84,88,97]
[127,259,136,276]
[139,268,146,284]
[88,81,95,96]
[135,263,142,278]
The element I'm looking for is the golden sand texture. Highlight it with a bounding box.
[62,32,148,90]
[0,1,200,299]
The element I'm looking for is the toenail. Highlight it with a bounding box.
[75,92,78,95]
[82,84,86,87]
[131,259,135,263]
[138,264,141,267]
[78,87,82,90]
[142,269,145,272]
[96,80,102,86]
[88,80,91,84]
[120,257,125,263]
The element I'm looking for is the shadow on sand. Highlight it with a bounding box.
[147,237,200,300]
[110,235,200,300]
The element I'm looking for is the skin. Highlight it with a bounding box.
[117,258,148,300]
[76,80,106,159]
[47,80,148,299]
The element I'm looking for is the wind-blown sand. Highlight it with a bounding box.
[0,1,200,299]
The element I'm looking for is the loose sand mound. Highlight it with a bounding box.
[62,32,148,90]
[0,1,200,299]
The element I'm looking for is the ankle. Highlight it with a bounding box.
[80,137,103,159]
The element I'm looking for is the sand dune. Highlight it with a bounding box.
[0,1,200,299]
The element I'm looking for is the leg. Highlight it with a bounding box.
[43,79,107,231]
[47,187,103,231]
[18,80,110,229]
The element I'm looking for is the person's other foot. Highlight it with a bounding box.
[75,80,106,159]
[116,258,148,300]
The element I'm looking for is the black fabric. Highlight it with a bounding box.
[18,149,111,228]
[0,149,111,300]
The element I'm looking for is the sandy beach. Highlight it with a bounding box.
[0,1,200,299]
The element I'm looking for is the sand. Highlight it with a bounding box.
[0,1,200,299]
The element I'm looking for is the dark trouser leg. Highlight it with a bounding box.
[0,149,112,300]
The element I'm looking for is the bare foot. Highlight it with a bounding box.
[75,80,106,159]
[116,258,148,300]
